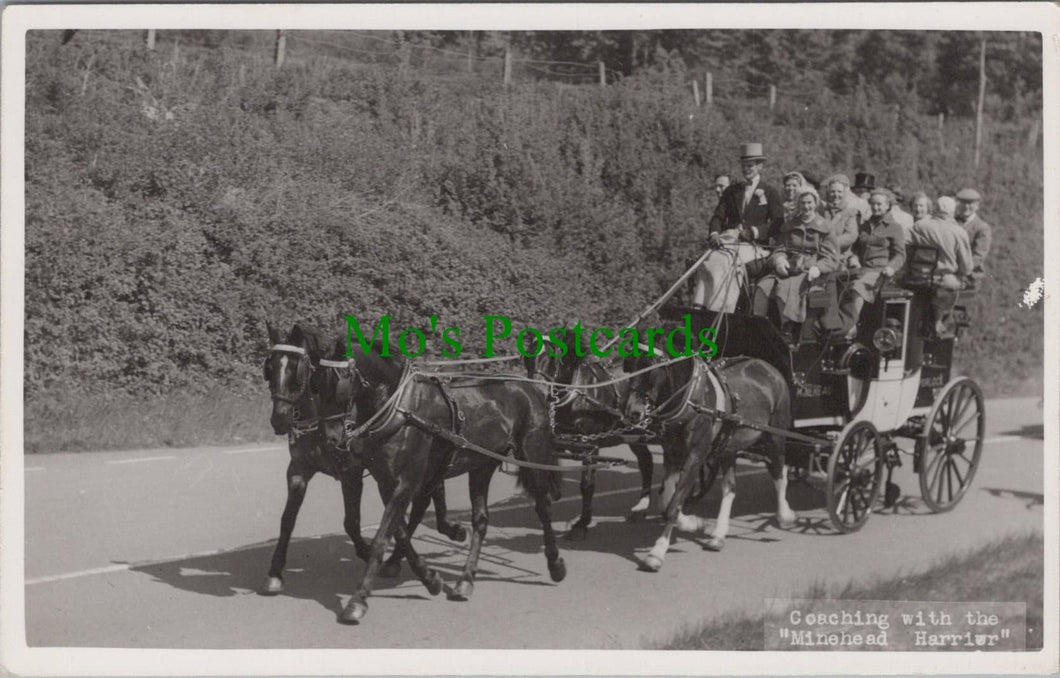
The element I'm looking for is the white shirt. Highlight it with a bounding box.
[742,175,761,210]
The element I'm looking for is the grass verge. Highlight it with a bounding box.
[655,531,1044,650]
[24,387,278,453]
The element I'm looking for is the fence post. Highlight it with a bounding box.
[769,84,776,110]
[705,72,713,105]
[1026,119,1040,153]
[467,31,474,74]
[974,38,986,168]
[274,30,286,69]
[937,112,945,147]
[146,29,156,50]
[692,79,700,106]
[598,61,606,87]
[503,38,512,87]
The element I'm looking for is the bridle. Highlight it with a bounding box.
[317,357,369,428]
[269,344,312,405]
[268,343,322,437]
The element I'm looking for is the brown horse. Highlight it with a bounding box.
[260,323,463,596]
[524,341,657,537]
[319,336,567,624]
[622,354,795,572]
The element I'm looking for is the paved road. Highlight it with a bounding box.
[23,398,1043,649]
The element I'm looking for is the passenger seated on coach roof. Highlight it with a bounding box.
[837,189,908,339]
[955,187,992,285]
[690,142,783,313]
[908,195,975,291]
[753,186,841,342]
[781,171,808,220]
[819,174,862,269]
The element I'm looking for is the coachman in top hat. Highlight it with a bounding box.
[692,142,784,312]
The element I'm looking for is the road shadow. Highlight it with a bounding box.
[1000,424,1044,440]
[981,486,1044,509]
[130,533,466,616]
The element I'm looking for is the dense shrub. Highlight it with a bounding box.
[25,31,1043,411]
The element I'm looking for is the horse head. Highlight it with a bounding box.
[264,321,328,435]
[318,333,407,450]
[621,345,669,425]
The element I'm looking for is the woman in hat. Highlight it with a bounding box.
[781,171,807,220]
[837,189,907,337]
[753,186,840,340]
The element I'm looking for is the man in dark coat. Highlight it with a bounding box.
[708,143,784,244]
[692,143,784,312]
[955,187,993,284]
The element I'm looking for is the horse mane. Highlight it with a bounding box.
[338,332,407,389]
[286,323,331,362]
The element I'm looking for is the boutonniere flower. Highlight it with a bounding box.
[755,188,767,205]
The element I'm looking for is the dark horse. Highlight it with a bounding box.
[524,340,657,538]
[622,354,795,572]
[260,323,464,596]
[318,336,567,624]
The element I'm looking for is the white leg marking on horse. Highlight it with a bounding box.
[775,465,797,528]
[675,511,702,534]
[630,494,651,513]
[711,466,737,541]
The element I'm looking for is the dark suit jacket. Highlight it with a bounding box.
[708,180,785,243]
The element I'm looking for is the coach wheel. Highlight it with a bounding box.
[919,377,985,512]
[827,420,884,533]
[686,455,721,505]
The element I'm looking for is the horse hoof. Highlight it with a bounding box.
[630,495,651,514]
[338,600,368,625]
[258,576,284,596]
[565,525,588,541]
[777,515,797,529]
[425,570,444,596]
[548,557,567,583]
[445,524,468,543]
[448,579,474,601]
[704,536,726,552]
[379,560,402,579]
[639,554,663,572]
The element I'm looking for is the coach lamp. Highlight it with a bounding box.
[872,317,904,361]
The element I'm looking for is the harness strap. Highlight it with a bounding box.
[271,344,306,355]
[397,409,627,473]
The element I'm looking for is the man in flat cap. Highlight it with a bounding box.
[692,142,783,311]
[955,188,992,283]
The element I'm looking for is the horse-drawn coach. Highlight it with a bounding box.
[260,236,985,618]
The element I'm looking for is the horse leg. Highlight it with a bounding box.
[567,457,595,541]
[389,514,445,598]
[535,480,567,583]
[259,460,315,595]
[704,462,736,551]
[340,471,373,564]
[431,482,468,543]
[768,454,797,529]
[628,443,653,516]
[449,465,494,601]
[379,489,432,578]
[339,476,415,624]
[641,437,709,572]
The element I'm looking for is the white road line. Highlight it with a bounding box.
[222,445,286,455]
[105,455,176,465]
[983,435,1025,445]
[26,563,133,585]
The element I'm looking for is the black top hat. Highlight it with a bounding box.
[853,172,876,191]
